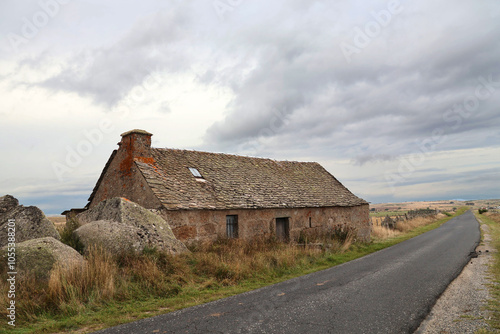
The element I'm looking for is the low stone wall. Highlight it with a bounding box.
[372,209,439,229]
[158,204,370,244]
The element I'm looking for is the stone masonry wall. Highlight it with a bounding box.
[89,157,162,210]
[159,204,370,244]
[88,132,162,210]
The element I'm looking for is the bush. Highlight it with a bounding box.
[330,224,357,243]
[479,209,489,214]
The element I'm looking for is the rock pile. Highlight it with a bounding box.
[0,195,84,280]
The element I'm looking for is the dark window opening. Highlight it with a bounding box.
[226,215,238,238]
[309,217,312,228]
[275,217,290,241]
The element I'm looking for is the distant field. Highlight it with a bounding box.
[47,216,66,226]
[370,199,500,213]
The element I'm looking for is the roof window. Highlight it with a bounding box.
[188,167,202,178]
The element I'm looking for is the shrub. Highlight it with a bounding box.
[330,224,357,243]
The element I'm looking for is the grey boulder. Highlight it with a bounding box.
[1,237,85,280]
[0,195,61,247]
[75,197,188,255]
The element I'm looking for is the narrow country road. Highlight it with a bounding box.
[94,211,480,334]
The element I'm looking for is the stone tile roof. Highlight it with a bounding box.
[135,148,367,210]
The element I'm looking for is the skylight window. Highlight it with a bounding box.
[188,167,202,178]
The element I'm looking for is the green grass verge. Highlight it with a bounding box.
[473,211,500,332]
[5,208,468,334]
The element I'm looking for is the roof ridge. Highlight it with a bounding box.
[151,147,317,164]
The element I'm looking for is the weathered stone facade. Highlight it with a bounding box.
[159,205,370,243]
[88,130,162,209]
[70,129,370,243]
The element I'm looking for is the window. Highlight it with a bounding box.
[226,215,238,238]
[188,167,202,178]
[309,217,312,228]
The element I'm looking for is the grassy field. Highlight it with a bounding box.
[370,199,500,213]
[1,208,467,333]
[369,210,407,217]
[474,211,500,332]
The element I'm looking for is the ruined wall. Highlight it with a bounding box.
[158,204,370,244]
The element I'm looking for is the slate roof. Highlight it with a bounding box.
[134,148,367,210]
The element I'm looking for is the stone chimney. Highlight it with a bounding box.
[119,129,153,158]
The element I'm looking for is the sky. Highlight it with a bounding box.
[0,0,499,215]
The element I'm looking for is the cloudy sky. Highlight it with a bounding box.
[1,0,499,215]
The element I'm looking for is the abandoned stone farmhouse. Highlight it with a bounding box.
[66,129,370,243]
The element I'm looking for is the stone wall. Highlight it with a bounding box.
[89,157,161,209]
[88,131,162,210]
[373,208,439,229]
[158,204,370,244]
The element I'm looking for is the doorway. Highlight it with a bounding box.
[275,217,290,241]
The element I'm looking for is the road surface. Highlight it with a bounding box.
[94,211,480,334]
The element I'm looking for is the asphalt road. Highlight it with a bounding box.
[94,211,480,334]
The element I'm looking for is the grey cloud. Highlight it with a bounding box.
[202,0,500,163]
[388,167,500,189]
[37,5,196,106]
[352,154,397,166]
[18,0,500,164]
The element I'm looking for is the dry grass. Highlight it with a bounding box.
[485,212,500,222]
[187,235,331,283]
[47,246,117,314]
[475,211,500,330]
[371,214,442,240]
[0,231,354,326]
[47,216,66,227]
[0,247,119,320]
[371,224,401,239]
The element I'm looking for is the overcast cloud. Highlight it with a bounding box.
[0,0,499,214]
